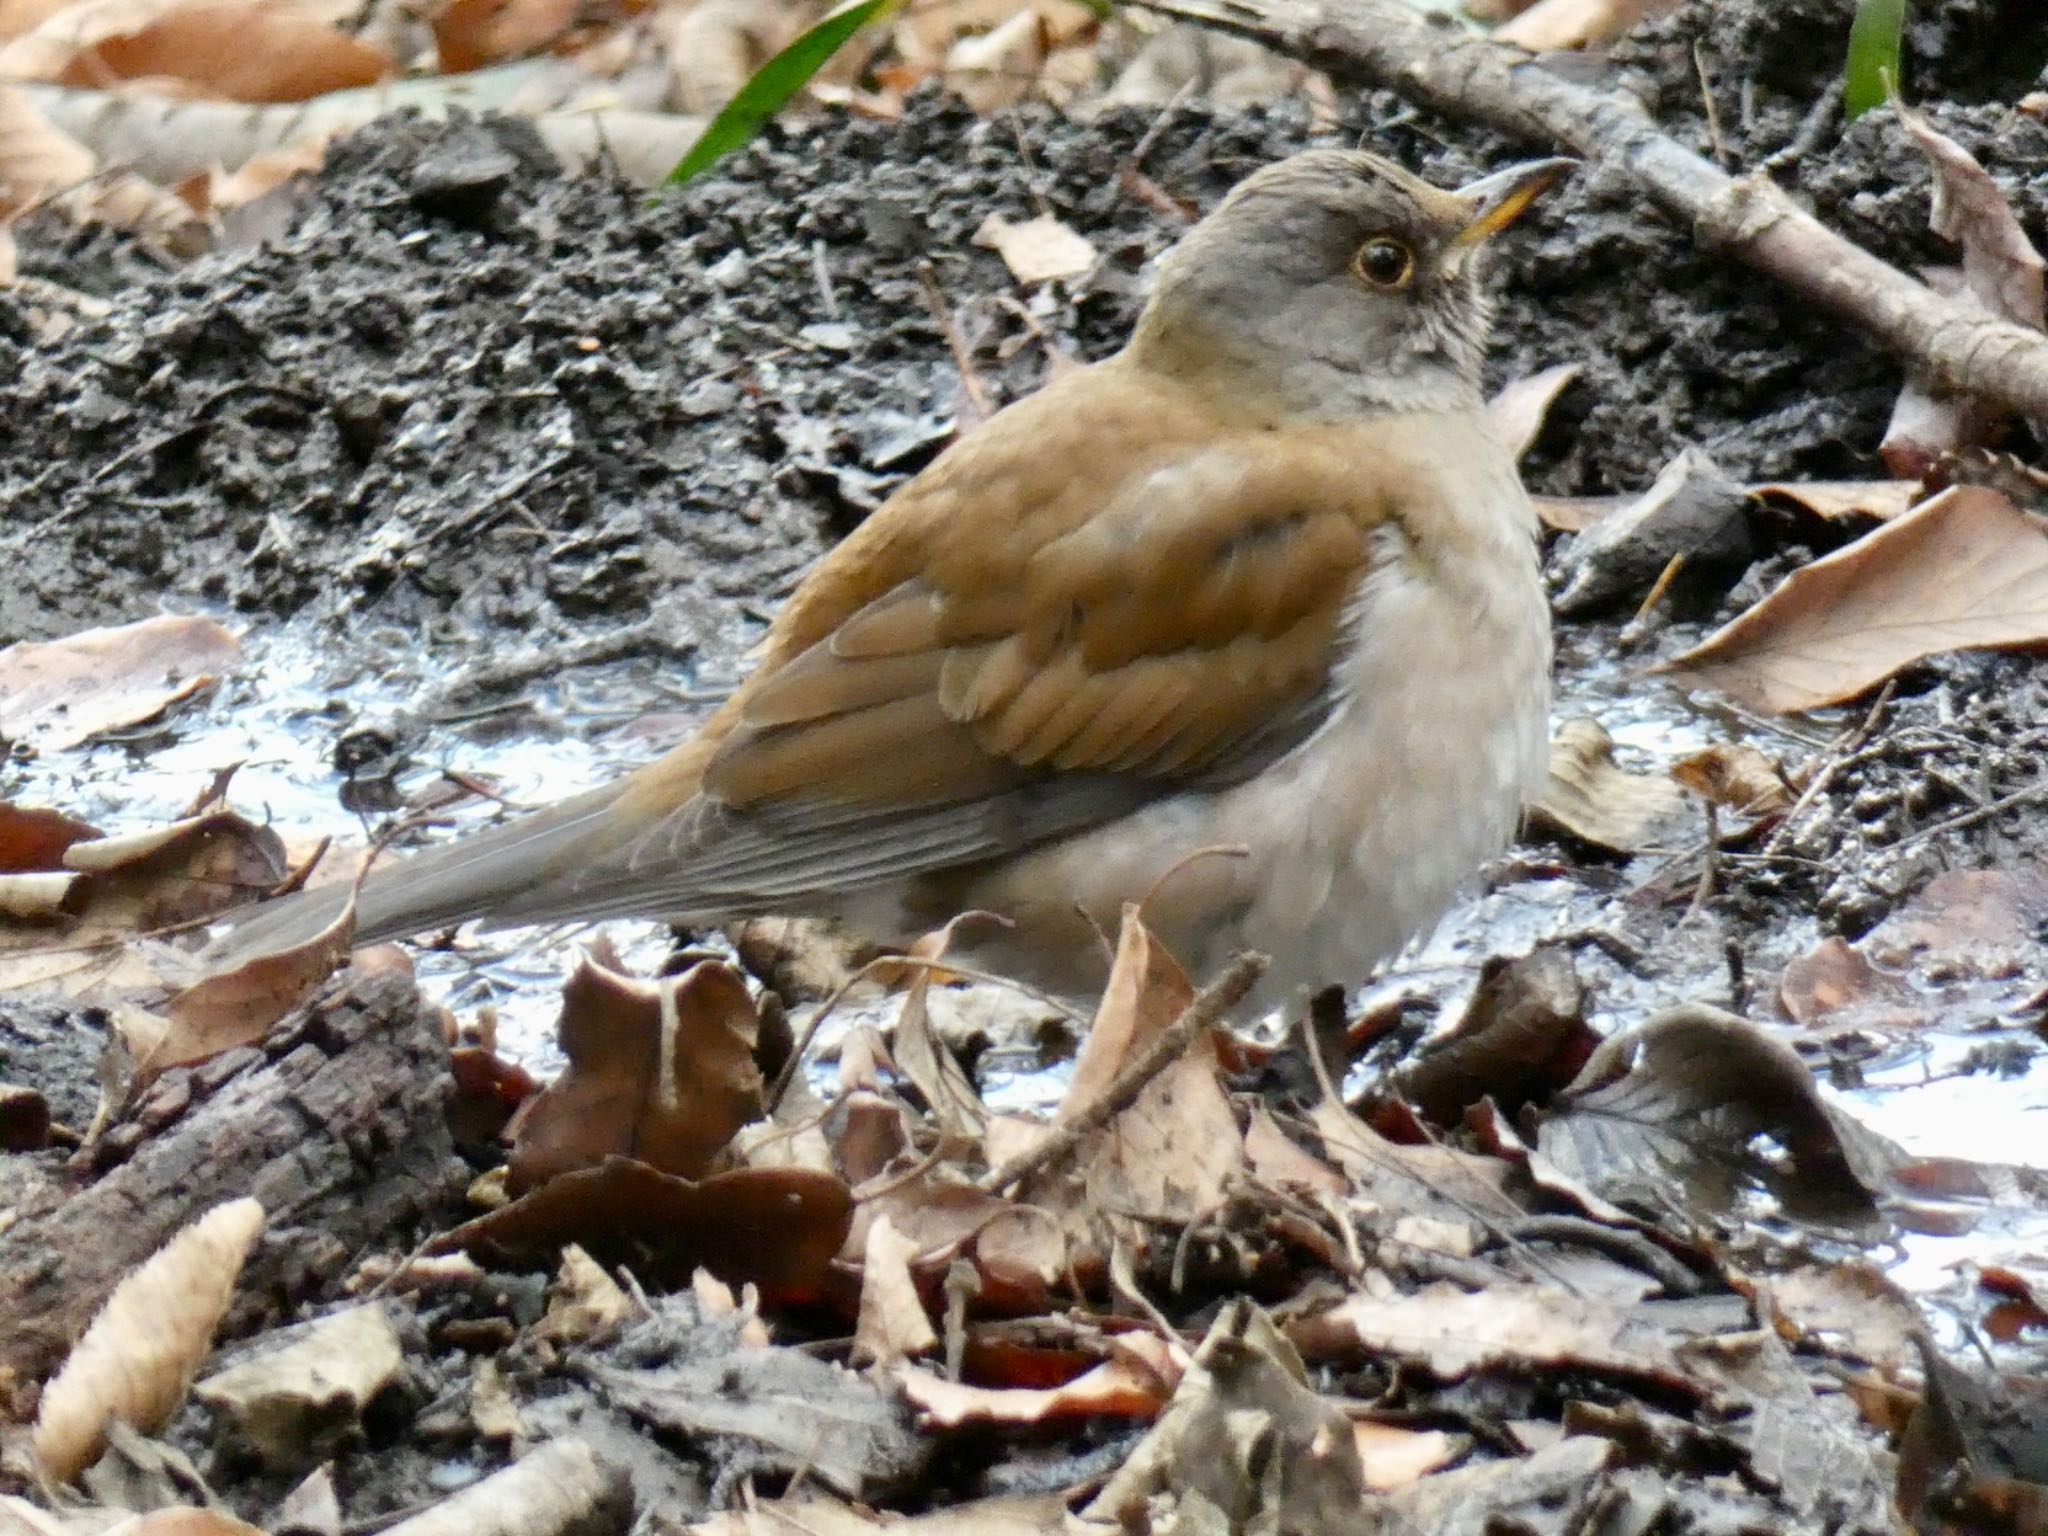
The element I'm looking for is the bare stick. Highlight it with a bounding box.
[1126,0,2048,428]
[977,951,1267,1194]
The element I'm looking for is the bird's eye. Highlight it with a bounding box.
[1353,237,1416,291]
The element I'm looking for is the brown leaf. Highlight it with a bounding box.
[973,211,1096,286]
[1495,0,1677,51]
[1662,486,2048,713]
[104,1512,270,1535]
[889,924,986,1141]
[1,0,394,100]
[151,888,354,1071]
[1538,1004,1896,1227]
[1669,741,1795,828]
[439,1157,853,1300]
[0,81,92,214]
[0,615,240,754]
[1484,362,1578,463]
[1051,905,1243,1226]
[1386,946,1595,1126]
[851,1214,937,1369]
[1750,480,1924,525]
[510,955,762,1191]
[33,1196,265,1483]
[191,1303,403,1466]
[898,1332,1178,1428]
[1353,1421,1463,1492]
[1529,716,1689,854]
[1897,101,2045,330]
[0,802,99,873]
[1777,937,1918,1031]
[1290,1280,1691,1390]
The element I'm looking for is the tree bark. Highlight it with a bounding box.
[0,973,464,1421]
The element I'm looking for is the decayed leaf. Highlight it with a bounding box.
[0,615,241,755]
[1881,106,2046,477]
[1484,362,1578,462]
[1387,946,1594,1126]
[889,926,986,1141]
[1664,486,2048,713]
[0,802,99,872]
[33,1197,266,1483]
[149,888,354,1071]
[941,8,1044,112]
[899,1332,1178,1428]
[1776,936,1918,1031]
[1669,741,1795,827]
[1898,101,2045,333]
[510,955,761,1191]
[973,210,1096,285]
[1496,0,1677,51]
[440,1157,853,1299]
[0,80,91,213]
[0,0,393,101]
[535,1244,636,1345]
[1537,1004,1896,1226]
[693,1494,1069,1536]
[851,1214,937,1369]
[1529,716,1689,854]
[192,1303,402,1466]
[103,1511,270,1535]
[1290,1280,1689,1390]
[1749,1262,1923,1375]
[1087,1301,1364,1535]
[1750,480,1923,524]
[1353,1421,1462,1492]
[1051,904,1242,1227]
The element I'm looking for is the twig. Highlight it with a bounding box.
[977,951,1267,1194]
[1691,41,1727,169]
[1760,681,1896,857]
[1125,0,2048,428]
[915,260,994,429]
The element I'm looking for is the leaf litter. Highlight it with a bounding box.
[6,5,2048,1528]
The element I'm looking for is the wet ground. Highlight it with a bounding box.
[3,0,2046,1299]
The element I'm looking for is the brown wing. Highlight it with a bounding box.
[483,368,1395,920]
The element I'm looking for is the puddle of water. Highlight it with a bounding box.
[8,608,2045,1297]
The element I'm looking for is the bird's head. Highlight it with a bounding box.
[1131,148,1572,418]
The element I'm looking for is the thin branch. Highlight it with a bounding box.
[977,950,1267,1195]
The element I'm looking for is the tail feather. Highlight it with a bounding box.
[201,784,630,969]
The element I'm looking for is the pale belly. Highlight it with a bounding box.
[931,538,1553,1010]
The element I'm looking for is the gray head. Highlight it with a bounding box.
[1129,148,1571,418]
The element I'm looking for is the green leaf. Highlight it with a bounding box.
[1844,0,1906,121]
[667,0,897,186]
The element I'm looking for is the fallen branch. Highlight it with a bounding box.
[1126,0,2048,429]
[977,950,1267,1195]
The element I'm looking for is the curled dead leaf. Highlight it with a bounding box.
[0,615,241,755]
[33,1197,266,1483]
[1662,486,2048,714]
[510,954,761,1191]
[1529,716,1689,854]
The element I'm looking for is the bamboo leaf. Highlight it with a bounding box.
[666,0,895,185]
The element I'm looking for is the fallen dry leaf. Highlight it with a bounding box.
[973,211,1096,285]
[0,80,92,214]
[0,802,99,872]
[1750,480,1924,524]
[1538,1004,1895,1227]
[1484,362,1578,463]
[1387,946,1595,1126]
[942,9,1045,113]
[1353,1420,1463,1492]
[1777,936,1918,1032]
[1882,107,2046,478]
[898,1332,1178,1427]
[1663,486,2048,713]
[192,1303,403,1466]
[1051,903,1242,1228]
[852,1214,938,1369]
[1530,716,1689,854]
[693,1494,1069,1536]
[150,887,354,1072]
[1669,740,1794,828]
[1496,0,1678,51]
[103,1511,270,1535]
[439,1157,853,1300]
[0,614,241,755]
[33,1196,266,1483]
[534,1244,637,1346]
[0,0,394,101]
[509,954,761,1191]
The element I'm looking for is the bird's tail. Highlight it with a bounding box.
[199,783,632,970]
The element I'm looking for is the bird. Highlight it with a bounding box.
[208,147,1568,1012]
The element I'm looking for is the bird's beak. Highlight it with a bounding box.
[1451,157,1576,247]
